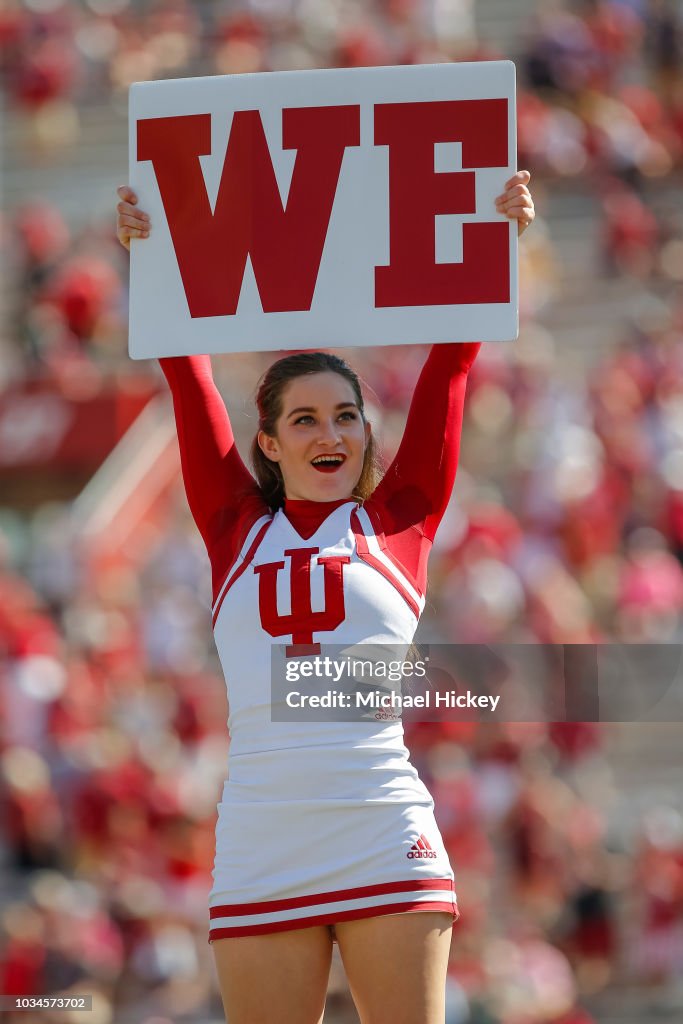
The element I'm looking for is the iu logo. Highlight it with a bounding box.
[254,547,351,657]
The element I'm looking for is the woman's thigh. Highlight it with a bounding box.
[212,925,334,1024]
[333,911,453,1024]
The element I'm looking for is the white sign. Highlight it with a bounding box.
[128,61,517,359]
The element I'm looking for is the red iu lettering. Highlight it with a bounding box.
[137,105,360,318]
[374,99,510,308]
[254,547,350,657]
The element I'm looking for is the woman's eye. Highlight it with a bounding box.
[294,413,357,424]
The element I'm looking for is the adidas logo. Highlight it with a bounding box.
[407,834,437,859]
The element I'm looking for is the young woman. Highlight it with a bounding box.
[117,171,534,1024]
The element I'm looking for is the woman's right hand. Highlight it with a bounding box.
[116,185,150,251]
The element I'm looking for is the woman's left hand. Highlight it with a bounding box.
[495,170,535,236]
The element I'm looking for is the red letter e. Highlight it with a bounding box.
[374,99,510,308]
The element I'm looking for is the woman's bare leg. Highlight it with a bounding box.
[333,911,453,1024]
[212,925,334,1024]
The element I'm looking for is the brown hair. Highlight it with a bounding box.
[250,352,382,511]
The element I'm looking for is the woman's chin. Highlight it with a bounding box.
[312,484,353,502]
[300,470,356,502]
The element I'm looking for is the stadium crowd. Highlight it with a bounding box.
[2,1,683,1022]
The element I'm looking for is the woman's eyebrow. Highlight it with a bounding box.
[287,402,358,418]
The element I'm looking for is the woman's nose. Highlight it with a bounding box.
[317,420,341,445]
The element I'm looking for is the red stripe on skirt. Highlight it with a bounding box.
[209,899,459,940]
[209,878,454,918]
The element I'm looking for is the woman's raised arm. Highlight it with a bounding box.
[369,171,534,542]
[158,354,261,551]
[117,187,263,563]
[369,341,481,541]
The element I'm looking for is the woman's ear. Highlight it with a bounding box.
[258,430,281,463]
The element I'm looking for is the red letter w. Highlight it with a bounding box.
[137,106,361,317]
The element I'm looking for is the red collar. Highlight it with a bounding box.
[283,497,354,540]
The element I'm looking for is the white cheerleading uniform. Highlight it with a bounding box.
[160,342,480,941]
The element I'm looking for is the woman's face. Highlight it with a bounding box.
[258,371,371,503]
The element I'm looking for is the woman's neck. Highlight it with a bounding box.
[284,496,352,506]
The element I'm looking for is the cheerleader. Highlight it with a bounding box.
[117,170,534,1024]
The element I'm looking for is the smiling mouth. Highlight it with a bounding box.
[311,454,347,473]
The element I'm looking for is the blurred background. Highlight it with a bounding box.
[2,1,683,1022]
